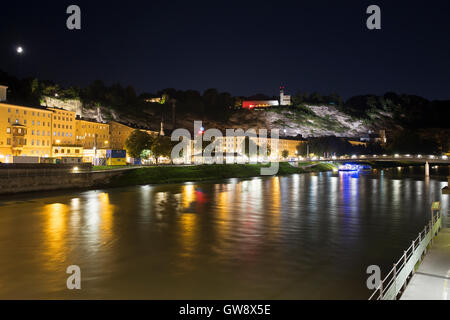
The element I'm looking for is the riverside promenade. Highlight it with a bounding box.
[401,227,450,300]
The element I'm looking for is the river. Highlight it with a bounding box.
[0,166,448,299]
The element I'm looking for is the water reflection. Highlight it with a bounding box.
[43,203,69,270]
[0,166,448,299]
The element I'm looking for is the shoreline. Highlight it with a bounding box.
[103,162,337,188]
[0,161,447,198]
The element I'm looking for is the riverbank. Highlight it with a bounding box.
[104,162,336,188]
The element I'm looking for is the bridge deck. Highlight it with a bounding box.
[401,228,450,300]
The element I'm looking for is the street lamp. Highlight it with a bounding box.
[16,46,24,54]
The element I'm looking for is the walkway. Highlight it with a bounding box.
[401,228,450,300]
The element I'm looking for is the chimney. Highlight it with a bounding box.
[0,85,8,102]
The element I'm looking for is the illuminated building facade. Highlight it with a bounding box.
[76,118,110,149]
[0,102,53,161]
[48,107,76,145]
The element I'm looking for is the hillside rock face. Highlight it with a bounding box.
[42,97,400,137]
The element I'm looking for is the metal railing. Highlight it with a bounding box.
[368,212,442,300]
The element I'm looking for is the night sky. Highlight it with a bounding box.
[1,0,449,99]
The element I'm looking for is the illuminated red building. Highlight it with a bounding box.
[242,100,279,109]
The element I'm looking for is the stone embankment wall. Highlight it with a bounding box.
[0,164,124,195]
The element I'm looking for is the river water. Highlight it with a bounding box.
[0,166,448,299]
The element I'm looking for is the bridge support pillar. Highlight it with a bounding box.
[425,161,429,177]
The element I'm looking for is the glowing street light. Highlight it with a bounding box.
[16,46,24,54]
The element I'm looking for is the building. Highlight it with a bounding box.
[242,86,291,109]
[48,107,76,146]
[109,121,158,150]
[0,101,53,162]
[75,118,110,149]
[184,134,305,164]
[360,130,387,144]
[242,100,279,109]
[279,86,291,106]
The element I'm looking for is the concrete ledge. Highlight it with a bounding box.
[0,166,124,195]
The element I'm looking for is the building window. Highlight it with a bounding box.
[6,128,11,134]
[6,138,11,145]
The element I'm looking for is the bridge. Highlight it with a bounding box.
[296,154,449,179]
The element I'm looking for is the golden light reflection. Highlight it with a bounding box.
[98,193,114,240]
[43,203,69,270]
[268,177,281,238]
[182,184,195,210]
[179,213,198,262]
[216,188,229,241]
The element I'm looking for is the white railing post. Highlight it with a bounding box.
[393,263,397,299]
[411,240,415,275]
[403,251,407,291]
[379,281,383,300]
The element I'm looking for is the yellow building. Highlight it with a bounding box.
[277,138,305,158]
[52,145,83,158]
[190,135,304,161]
[48,107,76,145]
[109,121,136,150]
[75,118,110,149]
[109,121,157,150]
[348,139,368,147]
[0,102,53,161]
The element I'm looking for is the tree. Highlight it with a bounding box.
[125,130,153,158]
[281,150,289,159]
[296,143,308,156]
[151,135,175,161]
[386,130,439,154]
